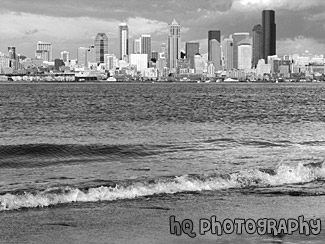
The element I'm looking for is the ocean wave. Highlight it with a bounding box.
[1,162,325,211]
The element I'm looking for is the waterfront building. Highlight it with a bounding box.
[94,33,108,63]
[194,54,205,74]
[232,33,249,69]
[0,52,10,74]
[262,10,276,63]
[256,59,271,76]
[222,37,233,70]
[36,41,52,61]
[104,54,117,71]
[141,34,152,63]
[167,19,181,72]
[119,23,129,60]
[252,24,263,68]
[185,42,199,69]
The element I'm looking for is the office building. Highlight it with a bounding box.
[133,38,141,54]
[94,33,108,63]
[208,30,221,62]
[262,10,276,63]
[61,51,69,63]
[8,46,16,60]
[185,42,199,69]
[252,24,263,68]
[151,51,158,62]
[129,54,148,73]
[141,34,151,62]
[222,37,233,70]
[232,33,250,69]
[105,54,117,71]
[238,38,252,71]
[87,45,96,64]
[77,47,88,67]
[167,19,181,72]
[119,23,129,60]
[36,41,52,61]
[210,39,222,70]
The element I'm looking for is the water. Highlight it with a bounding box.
[1,83,325,243]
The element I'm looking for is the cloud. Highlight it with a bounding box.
[277,36,325,56]
[25,29,39,35]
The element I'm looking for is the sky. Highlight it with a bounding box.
[1,0,325,59]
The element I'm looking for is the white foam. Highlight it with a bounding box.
[1,162,324,211]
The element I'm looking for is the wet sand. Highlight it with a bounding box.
[1,191,325,244]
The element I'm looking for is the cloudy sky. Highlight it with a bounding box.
[1,0,325,59]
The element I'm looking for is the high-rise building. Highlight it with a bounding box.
[210,39,222,70]
[222,37,233,70]
[61,51,69,63]
[87,45,96,64]
[208,30,221,61]
[133,38,141,54]
[232,33,250,69]
[238,38,252,71]
[36,41,52,61]
[119,23,129,60]
[151,51,158,62]
[8,46,16,60]
[252,24,263,68]
[94,33,108,63]
[77,47,88,67]
[185,42,199,69]
[262,10,276,63]
[129,53,148,74]
[167,19,181,72]
[105,54,117,70]
[141,34,151,62]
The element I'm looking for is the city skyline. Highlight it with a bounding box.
[1,0,325,59]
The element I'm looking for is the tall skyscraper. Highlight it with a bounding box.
[238,38,252,71]
[222,37,233,70]
[36,41,52,61]
[8,46,16,60]
[210,39,222,70]
[262,10,276,63]
[61,51,69,63]
[140,34,152,62]
[232,33,250,69]
[77,47,88,67]
[119,23,129,60]
[94,33,108,63]
[185,42,199,69]
[208,30,221,61]
[252,24,263,68]
[133,38,141,54]
[167,19,181,71]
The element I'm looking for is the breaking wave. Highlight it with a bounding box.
[1,162,325,211]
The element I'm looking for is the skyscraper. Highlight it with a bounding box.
[262,10,276,63]
[222,37,233,70]
[119,23,129,60]
[167,19,181,72]
[8,46,16,60]
[252,24,263,68]
[141,34,152,62]
[94,33,108,63]
[232,33,250,69]
[208,30,221,61]
[61,51,69,63]
[133,38,141,54]
[36,41,52,61]
[210,39,222,70]
[185,42,199,69]
[77,47,88,67]
[238,38,252,71]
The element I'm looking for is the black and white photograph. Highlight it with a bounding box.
[1,0,325,243]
